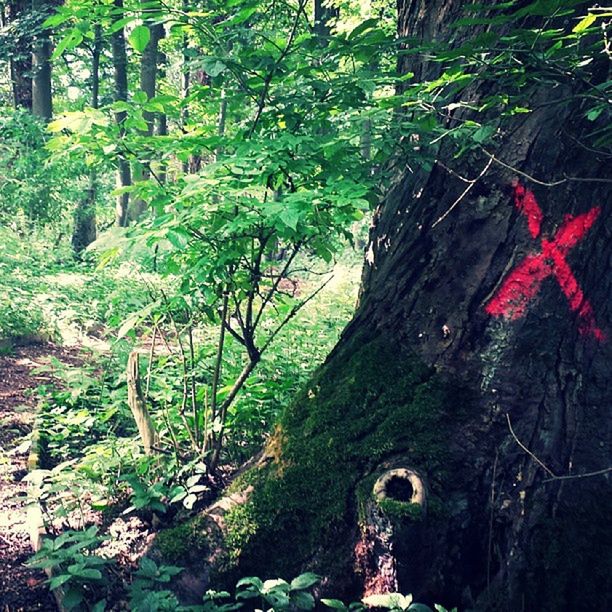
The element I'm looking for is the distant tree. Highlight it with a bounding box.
[3,0,33,109]
[111,0,131,227]
[31,0,53,119]
[71,23,101,254]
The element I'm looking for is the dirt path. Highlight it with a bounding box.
[0,343,82,611]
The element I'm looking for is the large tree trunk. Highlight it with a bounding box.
[31,0,52,120]
[155,3,611,610]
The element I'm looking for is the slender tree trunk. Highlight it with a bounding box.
[31,0,52,119]
[129,0,164,221]
[111,0,131,227]
[181,1,191,174]
[71,24,101,254]
[155,45,168,185]
[154,2,611,611]
[6,0,33,109]
[313,0,338,38]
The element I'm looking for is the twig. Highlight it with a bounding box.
[506,414,612,482]
[432,157,493,228]
[480,148,612,186]
[506,414,556,477]
[542,467,612,483]
[260,275,333,354]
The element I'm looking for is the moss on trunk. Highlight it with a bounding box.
[217,332,471,592]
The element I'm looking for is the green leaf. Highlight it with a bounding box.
[279,208,300,231]
[236,576,263,591]
[63,586,85,610]
[363,593,413,610]
[128,25,151,52]
[292,590,316,610]
[322,599,348,610]
[290,572,320,591]
[43,12,70,27]
[573,13,596,33]
[183,493,197,509]
[51,30,84,60]
[116,312,139,339]
[49,574,72,590]
[139,557,158,576]
[349,18,379,40]
[92,601,107,612]
[70,567,102,580]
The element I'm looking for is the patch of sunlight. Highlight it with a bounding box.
[41,272,87,287]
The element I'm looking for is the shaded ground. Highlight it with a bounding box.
[0,343,82,612]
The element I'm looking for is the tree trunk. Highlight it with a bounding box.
[155,3,611,610]
[71,24,101,255]
[31,0,52,120]
[313,0,338,39]
[111,0,131,227]
[129,0,164,221]
[6,0,33,109]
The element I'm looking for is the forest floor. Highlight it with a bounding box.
[0,342,83,612]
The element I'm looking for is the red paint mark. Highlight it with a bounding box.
[513,180,543,239]
[485,183,604,341]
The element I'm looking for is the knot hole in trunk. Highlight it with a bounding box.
[373,468,426,517]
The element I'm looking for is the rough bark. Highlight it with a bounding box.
[155,3,611,610]
[111,0,131,227]
[6,0,33,109]
[31,0,52,120]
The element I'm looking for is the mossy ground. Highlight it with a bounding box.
[224,332,471,587]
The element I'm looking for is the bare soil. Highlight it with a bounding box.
[0,342,82,612]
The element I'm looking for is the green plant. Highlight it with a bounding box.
[128,557,184,612]
[27,526,112,611]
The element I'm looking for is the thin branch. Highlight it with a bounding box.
[144,325,158,398]
[506,414,611,483]
[542,467,612,483]
[260,275,332,355]
[253,241,302,329]
[210,293,229,433]
[432,157,493,228]
[506,413,556,477]
[480,148,612,186]
[248,0,307,137]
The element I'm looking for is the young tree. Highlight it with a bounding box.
[160,2,611,610]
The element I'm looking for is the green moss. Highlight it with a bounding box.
[155,515,210,564]
[225,503,260,563]
[224,333,472,582]
[376,499,423,521]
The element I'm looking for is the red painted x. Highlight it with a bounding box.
[485,182,604,341]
